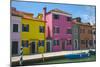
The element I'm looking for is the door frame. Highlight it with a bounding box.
[31,41,36,54]
[46,40,52,52]
[74,39,78,50]
[62,40,66,50]
[12,41,19,55]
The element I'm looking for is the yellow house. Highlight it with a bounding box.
[21,17,46,55]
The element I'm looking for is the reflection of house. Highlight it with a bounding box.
[92,24,96,49]
[42,7,73,52]
[21,17,46,55]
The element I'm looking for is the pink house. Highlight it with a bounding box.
[43,7,73,52]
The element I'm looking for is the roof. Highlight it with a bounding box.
[22,17,46,22]
[76,22,92,27]
[48,9,71,15]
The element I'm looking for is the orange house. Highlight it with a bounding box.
[78,23,93,49]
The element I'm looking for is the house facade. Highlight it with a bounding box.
[72,19,80,50]
[11,15,21,56]
[92,24,96,49]
[43,8,73,52]
[21,17,46,55]
[78,23,93,49]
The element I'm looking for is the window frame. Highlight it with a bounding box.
[67,17,72,21]
[53,40,60,46]
[39,26,45,33]
[38,40,45,46]
[22,40,29,47]
[22,24,29,32]
[53,14,59,19]
[67,29,72,34]
[13,24,18,32]
[53,26,60,34]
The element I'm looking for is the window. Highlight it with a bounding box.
[53,14,59,19]
[94,40,96,44]
[89,40,93,46]
[67,29,72,34]
[67,17,72,21]
[93,31,96,35]
[80,29,82,33]
[86,40,88,45]
[83,29,85,33]
[81,40,85,44]
[22,24,29,32]
[53,40,60,45]
[22,40,28,47]
[88,30,92,34]
[13,24,18,32]
[39,26,45,33]
[80,29,85,33]
[64,40,67,45]
[38,40,44,46]
[53,27,60,34]
[74,29,78,33]
[67,40,72,45]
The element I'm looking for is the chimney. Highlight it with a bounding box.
[43,7,46,21]
[75,17,81,22]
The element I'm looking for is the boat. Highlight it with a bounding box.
[88,50,96,55]
[64,52,90,59]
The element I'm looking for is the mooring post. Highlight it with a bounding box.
[19,46,23,65]
[42,53,44,62]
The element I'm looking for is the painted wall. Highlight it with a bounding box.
[11,16,21,55]
[52,14,72,51]
[21,18,46,55]
[72,24,80,50]
[79,24,93,49]
[92,26,96,49]
[46,13,73,52]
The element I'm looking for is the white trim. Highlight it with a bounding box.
[52,12,71,17]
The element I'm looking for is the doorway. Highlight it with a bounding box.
[31,41,36,54]
[46,41,51,52]
[62,40,66,50]
[74,40,78,50]
[12,41,18,55]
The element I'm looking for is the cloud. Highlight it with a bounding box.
[81,14,95,24]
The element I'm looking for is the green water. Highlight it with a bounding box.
[36,55,96,64]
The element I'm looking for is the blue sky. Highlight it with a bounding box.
[11,1,96,24]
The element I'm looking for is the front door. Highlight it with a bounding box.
[62,40,65,50]
[74,40,78,50]
[46,41,51,52]
[12,41,18,55]
[86,40,88,49]
[31,41,35,54]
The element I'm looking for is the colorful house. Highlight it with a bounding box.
[72,18,80,50]
[78,23,93,49]
[11,15,21,56]
[92,24,96,49]
[42,7,73,52]
[21,17,46,55]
